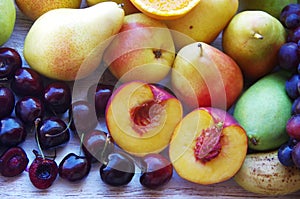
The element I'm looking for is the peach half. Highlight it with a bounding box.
[169,107,248,185]
[106,81,183,157]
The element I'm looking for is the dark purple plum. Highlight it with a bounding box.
[286,114,300,140]
[285,74,300,99]
[0,117,27,147]
[43,81,71,114]
[58,153,91,182]
[292,97,300,115]
[100,152,135,186]
[36,117,70,150]
[292,142,300,168]
[0,47,22,79]
[278,143,295,167]
[0,146,29,177]
[278,42,299,71]
[280,4,300,27]
[0,86,15,119]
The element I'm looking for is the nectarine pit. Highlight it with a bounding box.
[194,122,223,164]
[130,100,164,135]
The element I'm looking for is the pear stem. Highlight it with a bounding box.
[253,33,264,40]
[197,43,203,57]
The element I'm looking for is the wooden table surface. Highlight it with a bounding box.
[1,2,300,198]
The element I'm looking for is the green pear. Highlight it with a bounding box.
[23,2,124,81]
[0,0,16,46]
[239,0,297,19]
[233,71,292,151]
[222,11,286,81]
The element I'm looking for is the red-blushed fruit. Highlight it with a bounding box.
[0,47,22,80]
[0,86,15,119]
[139,153,173,189]
[169,107,248,185]
[286,114,300,140]
[29,150,58,189]
[106,81,183,157]
[0,146,29,177]
[58,153,91,182]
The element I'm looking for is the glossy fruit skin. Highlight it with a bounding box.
[0,146,29,177]
[0,47,22,79]
[0,86,15,119]
[11,67,44,96]
[43,81,71,114]
[292,97,300,115]
[0,117,27,147]
[285,74,300,99]
[58,153,91,182]
[278,42,299,71]
[292,142,300,168]
[280,4,300,27]
[69,100,98,133]
[278,143,295,167]
[37,117,70,150]
[15,96,45,125]
[87,84,114,117]
[286,114,300,140]
[29,154,58,189]
[139,153,173,189]
[100,152,135,186]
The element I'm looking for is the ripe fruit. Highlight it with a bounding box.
[169,107,248,185]
[43,81,71,114]
[15,0,82,21]
[0,117,27,147]
[285,74,300,99]
[15,96,45,125]
[100,152,135,186]
[278,143,295,167]
[0,0,16,46]
[278,42,299,71]
[280,3,300,28]
[36,117,70,150]
[222,11,286,81]
[292,142,300,168]
[106,81,183,157]
[129,0,201,20]
[23,2,125,81]
[86,0,139,15]
[59,153,91,182]
[164,0,239,50]
[0,146,29,177]
[0,47,22,79]
[234,150,300,195]
[103,13,175,83]
[139,153,173,189]
[171,42,243,110]
[11,67,44,97]
[0,86,15,119]
[233,71,292,151]
[29,150,58,189]
[286,114,300,140]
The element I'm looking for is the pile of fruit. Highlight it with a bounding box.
[1,0,300,197]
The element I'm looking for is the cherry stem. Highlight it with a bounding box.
[34,118,45,160]
[198,43,203,57]
[100,135,111,165]
[79,133,84,157]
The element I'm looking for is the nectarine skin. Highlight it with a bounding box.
[169,108,248,185]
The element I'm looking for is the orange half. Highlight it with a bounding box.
[129,0,201,20]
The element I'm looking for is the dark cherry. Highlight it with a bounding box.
[29,150,58,189]
[0,47,22,79]
[100,152,135,186]
[36,117,70,150]
[87,83,114,117]
[43,81,71,114]
[0,146,29,177]
[0,117,27,147]
[0,86,15,119]
[82,130,114,163]
[58,153,91,182]
[15,96,45,125]
[139,153,173,189]
[69,100,98,134]
[11,67,44,96]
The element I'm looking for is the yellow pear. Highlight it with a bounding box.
[15,0,82,21]
[164,0,238,50]
[23,2,125,81]
[222,11,287,81]
[86,0,139,15]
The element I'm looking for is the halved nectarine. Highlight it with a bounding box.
[169,107,248,185]
[106,81,183,157]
